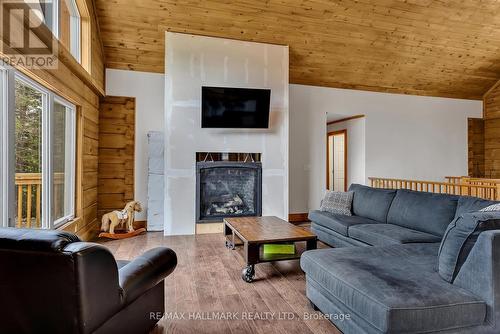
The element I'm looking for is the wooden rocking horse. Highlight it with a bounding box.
[99,201,146,239]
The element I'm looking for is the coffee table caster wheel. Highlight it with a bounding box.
[242,265,255,283]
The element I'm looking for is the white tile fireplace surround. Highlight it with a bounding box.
[164,32,289,236]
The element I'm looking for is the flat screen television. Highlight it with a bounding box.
[202,86,271,128]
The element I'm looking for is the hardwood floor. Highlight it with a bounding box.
[99,231,340,334]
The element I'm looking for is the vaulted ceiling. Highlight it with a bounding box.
[95,0,500,99]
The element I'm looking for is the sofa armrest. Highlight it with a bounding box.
[63,242,123,333]
[118,247,177,304]
[453,230,500,326]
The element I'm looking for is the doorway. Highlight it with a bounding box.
[327,130,347,191]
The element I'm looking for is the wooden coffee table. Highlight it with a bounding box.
[224,216,317,282]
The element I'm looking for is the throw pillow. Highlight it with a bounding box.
[480,203,500,212]
[438,211,500,282]
[319,190,353,216]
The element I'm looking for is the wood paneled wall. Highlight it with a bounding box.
[484,83,500,179]
[95,0,500,99]
[98,97,135,220]
[0,0,105,240]
[468,118,485,177]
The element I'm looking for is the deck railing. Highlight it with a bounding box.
[15,172,64,228]
[369,177,500,201]
[15,173,42,228]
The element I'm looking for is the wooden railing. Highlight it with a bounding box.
[369,177,500,201]
[444,176,464,185]
[15,172,65,228]
[446,176,500,187]
[15,173,42,228]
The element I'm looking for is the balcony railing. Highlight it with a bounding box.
[15,173,64,228]
[15,173,42,228]
[369,177,500,201]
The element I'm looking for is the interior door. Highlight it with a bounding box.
[327,130,347,191]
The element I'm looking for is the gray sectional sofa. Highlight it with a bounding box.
[301,184,500,333]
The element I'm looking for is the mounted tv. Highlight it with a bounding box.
[202,86,271,128]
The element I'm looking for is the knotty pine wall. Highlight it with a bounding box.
[97,97,135,221]
[1,0,105,240]
[483,84,500,178]
[468,118,485,177]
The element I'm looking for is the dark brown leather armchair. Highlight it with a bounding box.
[0,228,177,334]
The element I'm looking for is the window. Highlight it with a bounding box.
[0,66,76,229]
[0,69,7,226]
[31,0,82,63]
[36,0,59,37]
[14,76,46,228]
[52,98,76,225]
[59,0,81,62]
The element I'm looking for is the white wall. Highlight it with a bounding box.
[290,84,482,211]
[328,117,366,188]
[289,93,326,213]
[105,69,482,222]
[164,32,289,235]
[105,69,165,224]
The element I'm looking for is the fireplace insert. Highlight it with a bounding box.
[196,161,262,223]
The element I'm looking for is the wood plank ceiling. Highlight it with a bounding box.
[95,0,500,99]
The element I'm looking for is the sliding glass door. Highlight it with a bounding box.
[14,76,46,228]
[0,66,76,229]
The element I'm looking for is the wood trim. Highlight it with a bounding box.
[327,130,348,192]
[327,114,365,126]
[288,213,309,224]
[484,78,500,99]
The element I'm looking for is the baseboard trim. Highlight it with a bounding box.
[288,213,309,224]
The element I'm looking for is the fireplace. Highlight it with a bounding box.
[196,161,262,223]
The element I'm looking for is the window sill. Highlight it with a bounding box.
[57,216,82,234]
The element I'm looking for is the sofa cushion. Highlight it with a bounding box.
[308,210,379,236]
[349,224,441,246]
[319,190,353,216]
[387,189,459,236]
[455,196,498,218]
[311,223,370,248]
[349,184,397,223]
[301,244,486,333]
[438,211,500,282]
[481,203,500,212]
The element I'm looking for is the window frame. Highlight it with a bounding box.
[2,69,77,229]
[0,66,15,229]
[52,96,76,227]
[51,0,60,38]
[15,73,51,228]
[67,0,82,63]
[0,68,8,228]
[33,0,60,38]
